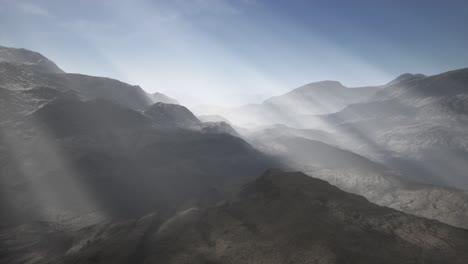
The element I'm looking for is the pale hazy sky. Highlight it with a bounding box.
[1,0,468,106]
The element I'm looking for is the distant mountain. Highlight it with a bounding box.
[198,114,231,123]
[245,124,337,145]
[149,92,179,104]
[386,73,426,85]
[3,170,467,264]
[317,68,468,189]
[249,130,468,229]
[200,121,240,137]
[374,68,468,100]
[263,80,377,115]
[193,81,378,127]
[0,45,64,74]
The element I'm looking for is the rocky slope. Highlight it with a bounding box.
[2,170,468,264]
[145,102,201,129]
[49,73,152,111]
[317,68,468,189]
[0,45,64,74]
[249,132,468,229]
[0,93,275,226]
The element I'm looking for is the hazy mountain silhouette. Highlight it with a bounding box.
[193,81,377,127]
[198,114,231,123]
[316,68,468,189]
[386,73,426,85]
[263,80,376,115]
[149,92,179,104]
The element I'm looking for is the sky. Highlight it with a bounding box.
[1,0,468,106]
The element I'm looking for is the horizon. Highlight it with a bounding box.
[1,0,468,106]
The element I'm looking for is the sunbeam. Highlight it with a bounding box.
[1,1,468,263]
[0,89,106,226]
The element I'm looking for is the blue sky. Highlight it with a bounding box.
[1,0,468,106]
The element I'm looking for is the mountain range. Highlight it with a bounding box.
[193,80,377,127]
[0,46,274,225]
[241,68,468,229]
[317,69,468,189]
[1,45,468,263]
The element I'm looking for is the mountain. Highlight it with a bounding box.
[2,170,468,264]
[193,81,378,127]
[0,45,64,74]
[374,68,468,100]
[263,80,377,115]
[149,92,179,104]
[316,68,468,189]
[386,73,426,85]
[0,46,152,111]
[197,114,231,123]
[145,102,201,129]
[27,98,151,136]
[248,130,468,229]
[0,93,275,225]
[200,121,240,137]
[144,102,239,135]
[0,48,267,227]
[49,73,152,111]
[0,60,60,90]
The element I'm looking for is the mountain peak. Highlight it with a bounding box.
[145,102,201,128]
[0,45,64,74]
[387,73,426,85]
[297,80,346,91]
[260,79,374,118]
